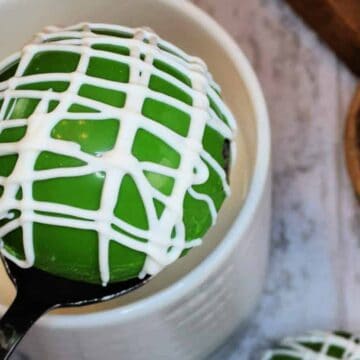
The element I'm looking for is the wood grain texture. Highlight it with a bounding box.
[285,0,360,76]
[190,0,358,359]
[345,86,360,201]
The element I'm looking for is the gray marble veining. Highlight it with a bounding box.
[191,0,358,358]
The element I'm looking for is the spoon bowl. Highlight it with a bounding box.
[0,257,150,360]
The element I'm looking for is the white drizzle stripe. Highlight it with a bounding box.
[188,188,217,225]
[22,28,234,130]
[263,331,360,360]
[2,84,202,122]
[0,23,236,284]
[200,150,230,196]
[0,119,27,129]
[2,73,229,137]
[19,44,199,99]
[28,36,205,89]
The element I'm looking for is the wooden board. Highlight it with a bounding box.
[285,0,360,76]
[345,86,360,200]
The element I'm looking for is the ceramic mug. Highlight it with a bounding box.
[0,0,271,359]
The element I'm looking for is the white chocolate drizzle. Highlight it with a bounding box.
[263,331,360,360]
[0,23,236,284]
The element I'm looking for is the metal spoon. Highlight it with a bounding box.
[0,257,150,360]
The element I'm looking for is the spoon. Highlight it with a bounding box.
[0,257,150,360]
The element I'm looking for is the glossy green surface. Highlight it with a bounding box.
[0,32,230,283]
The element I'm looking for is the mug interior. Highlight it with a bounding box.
[0,0,258,314]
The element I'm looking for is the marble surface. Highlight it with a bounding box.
[189,0,359,359]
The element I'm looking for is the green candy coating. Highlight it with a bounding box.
[0,24,233,284]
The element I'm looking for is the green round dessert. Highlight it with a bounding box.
[263,331,360,359]
[0,23,236,284]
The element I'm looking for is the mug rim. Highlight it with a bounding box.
[0,0,271,328]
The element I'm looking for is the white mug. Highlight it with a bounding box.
[0,0,271,359]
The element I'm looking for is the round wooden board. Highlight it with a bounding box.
[345,85,360,201]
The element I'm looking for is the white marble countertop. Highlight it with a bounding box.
[190,0,359,359]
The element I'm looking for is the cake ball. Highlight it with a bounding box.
[0,23,236,284]
[263,331,360,359]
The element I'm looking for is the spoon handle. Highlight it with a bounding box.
[0,293,53,360]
